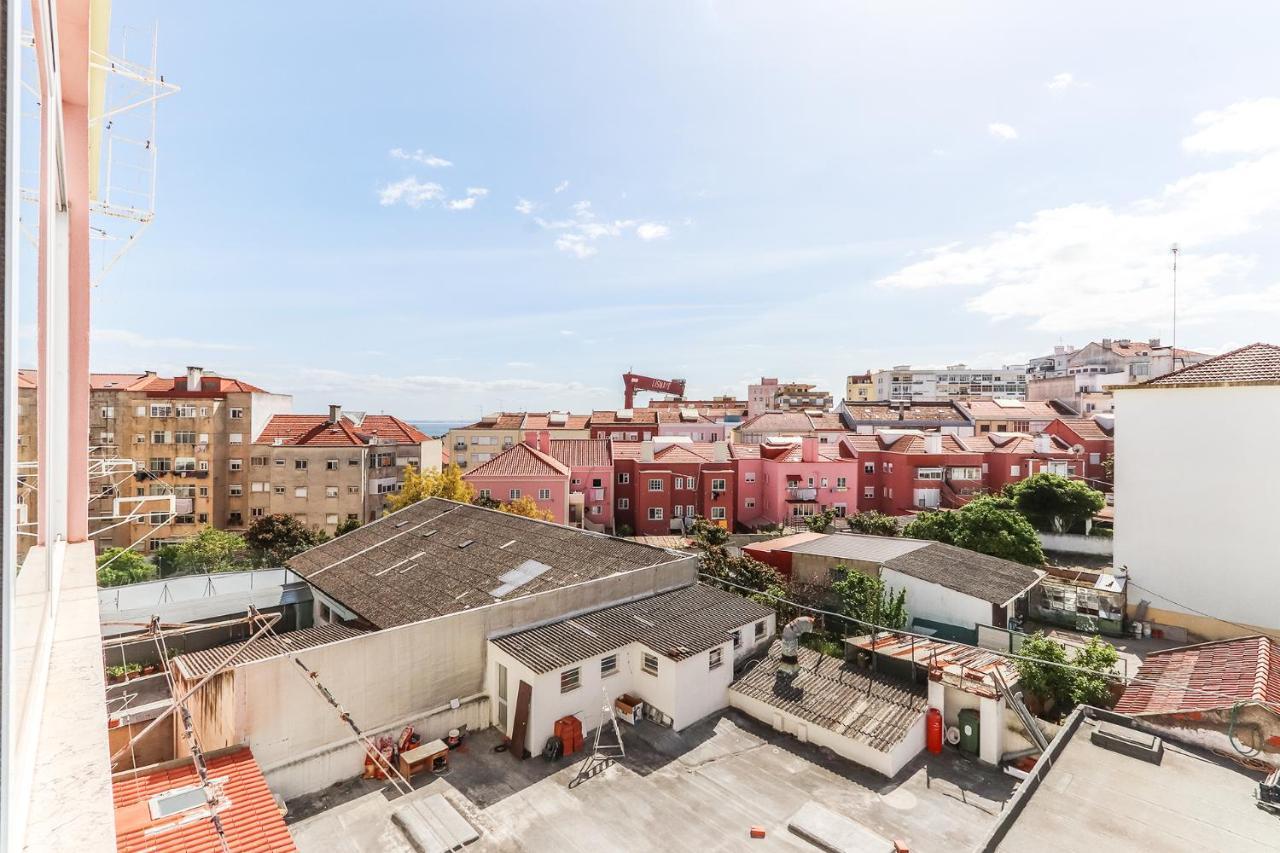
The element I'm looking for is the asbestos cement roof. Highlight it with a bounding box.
[288,499,686,629]
[490,582,774,673]
[171,623,369,680]
[731,642,927,752]
[779,533,931,563]
[882,542,1043,606]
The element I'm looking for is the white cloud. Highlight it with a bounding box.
[515,198,535,214]
[1047,72,1074,91]
[555,234,596,258]
[636,223,671,241]
[379,177,444,208]
[466,187,489,198]
[93,328,247,351]
[987,122,1019,141]
[506,361,535,369]
[389,148,453,167]
[1182,98,1280,154]
[444,188,489,211]
[554,180,570,193]
[559,330,575,336]
[877,99,1280,331]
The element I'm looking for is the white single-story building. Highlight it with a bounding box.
[488,583,775,756]
[728,642,929,778]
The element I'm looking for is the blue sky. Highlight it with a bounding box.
[78,1,1280,417]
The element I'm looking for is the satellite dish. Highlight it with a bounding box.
[945,726,961,745]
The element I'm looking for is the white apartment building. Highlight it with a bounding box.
[870,364,1028,402]
[1113,343,1280,640]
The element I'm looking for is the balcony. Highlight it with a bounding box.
[454,442,467,451]
[786,487,818,501]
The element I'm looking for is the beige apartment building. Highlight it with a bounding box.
[252,406,441,535]
[446,412,590,469]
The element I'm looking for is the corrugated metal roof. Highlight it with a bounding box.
[113,747,296,852]
[780,533,931,562]
[172,624,368,680]
[490,583,773,673]
[730,642,926,751]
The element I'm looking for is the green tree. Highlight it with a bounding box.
[1010,472,1106,533]
[904,497,1044,565]
[471,493,500,509]
[804,508,838,533]
[173,526,251,574]
[846,510,900,537]
[1014,632,1074,712]
[385,464,475,512]
[1069,635,1121,707]
[498,495,554,521]
[335,517,362,537]
[829,569,908,631]
[689,516,729,547]
[245,513,330,566]
[96,548,156,587]
[153,544,184,578]
[1102,453,1114,483]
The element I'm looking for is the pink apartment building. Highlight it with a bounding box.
[731,436,863,526]
[462,441,571,524]
[546,437,615,531]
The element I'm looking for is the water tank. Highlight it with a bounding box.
[958,708,980,756]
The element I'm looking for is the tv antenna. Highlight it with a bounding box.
[1170,243,1180,368]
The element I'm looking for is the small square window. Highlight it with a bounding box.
[755,620,766,639]
[600,654,618,677]
[560,667,581,693]
[642,653,658,676]
[295,459,308,470]
[537,488,551,501]
[327,459,340,470]
[229,407,244,419]
[709,647,723,670]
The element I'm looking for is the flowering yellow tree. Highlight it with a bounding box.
[498,495,554,521]
[384,464,475,513]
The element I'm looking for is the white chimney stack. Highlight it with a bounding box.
[640,441,654,463]
[186,366,204,391]
[329,404,342,424]
[713,441,729,462]
[1034,433,1052,454]
[924,432,942,454]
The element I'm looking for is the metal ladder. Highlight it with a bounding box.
[991,668,1049,753]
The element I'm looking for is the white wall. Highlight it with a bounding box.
[1114,385,1280,633]
[881,568,993,631]
[1038,532,1113,556]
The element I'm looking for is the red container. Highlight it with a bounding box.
[926,708,943,754]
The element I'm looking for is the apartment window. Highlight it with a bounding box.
[99,406,115,419]
[295,487,308,498]
[251,456,268,466]
[326,486,339,498]
[151,430,168,444]
[348,458,360,467]
[672,505,684,517]
[591,505,602,515]
[709,648,723,670]
[745,498,756,508]
[600,654,618,678]
[274,458,286,467]
[133,434,145,444]
[174,486,195,498]
[673,477,683,490]
[642,653,659,676]
[228,433,243,444]
[135,406,147,417]
[916,468,943,480]
[755,620,766,639]
[592,478,603,489]
[199,487,209,497]
[176,405,197,418]
[864,463,874,475]
[326,514,339,525]
[618,472,630,484]
[537,488,551,501]
[864,486,875,499]
[560,667,581,693]
[229,485,243,497]
[199,407,209,417]
[228,459,243,471]
[820,478,829,488]
[949,467,981,480]
[711,478,726,492]
[686,504,695,517]
[273,485,286,496]
[509,489,521,500]
[251,507,265,518]
[1089,452,1101,465]
[711,506,726,520]
[478,489,491,500]
[148,458,172,472]
[648,478,663,492]
[836,477,847,489]
[347,485,359,495]
[228,511,243,526]
[295,459,308,470]
[149,404,171,418]
[198,460,209,471]
[617,498,629,510]
[882,461,893,473]
[229,407,244,419]
[251,482,267,492]
[326,459,340,470]
[1010,465,1021,477]
[732,631,742,650]
[572,478,581,486]
[744,472,756,483]
[98,431,114,445]
[648,507,663,520]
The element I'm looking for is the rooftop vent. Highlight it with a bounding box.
[499,539,517,549]
[548,412,567,426]
[458,539,474,549]
[615,409,634,420]
[1090,720,1163,764]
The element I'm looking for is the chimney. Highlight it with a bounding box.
[1101,338,1112,349]
[1148,337,1161,347]
[328,404,342,424]
[713,440,729,462]
[641,441,654,463]
[1034,433,1052,454]
[535,430,551,455]
[924,432,942,455]
[801,436,818,463]
[186,366,204,392]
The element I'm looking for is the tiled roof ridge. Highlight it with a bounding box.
[1141,341,1278,386]
[1255,636,1271,704]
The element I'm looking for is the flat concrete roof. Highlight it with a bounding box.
[988,711,1277,852]
[288,709,1016,852]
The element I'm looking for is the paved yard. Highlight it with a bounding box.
[289,710,1017,852]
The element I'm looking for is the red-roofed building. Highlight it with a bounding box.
[611,440,736,535]
[1114,636,1280,759]
[113,746,296,852]
[733,410,847,445]
[589,408,661,441]
[731,436,862,527]
[1044,415,1115,488]
[445,412,592,469]
[252,405,441,532]
[547,437,615,530]
[463,438,572,523]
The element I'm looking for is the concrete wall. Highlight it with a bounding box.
[1038,532,1113,556]
[191,556,697,799]
[1114,385,1280,635]
[882,567,994,631]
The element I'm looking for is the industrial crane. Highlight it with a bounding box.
[622,372,687,408]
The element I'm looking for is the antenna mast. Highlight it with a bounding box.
[1170,243,1180,369]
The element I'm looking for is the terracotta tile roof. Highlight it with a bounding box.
[144,373,268,395]
[1114,635,1280,715]
[358,415,429,443]
[112,747,296,852]
[522,412,591,430]
[589,409,660,426]
[961,432,1074,454]
[17,369,37,389]
[654,410,717,424]
[730,642,927,751]
[255,414,427,447]
[1050,417,1114,441]
[958,399,1060,420]
[20,370,160,391]
[463,442,570,479]
[491,583,773,673]
[843,431,977,455]
[459,413,527,430]
[737,412,844,434]
[841,402,967,422]
[610,441,727,464]
[547,438,612,468]
[1135,342,1280,388]
[728,440,846,462]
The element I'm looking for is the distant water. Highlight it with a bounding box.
[409,420,469,438]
